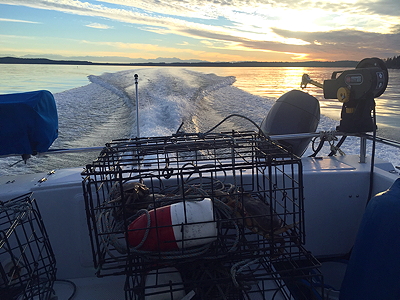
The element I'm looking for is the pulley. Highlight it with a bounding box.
[337,87,350,103]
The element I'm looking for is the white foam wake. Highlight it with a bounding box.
[1,67,399,176]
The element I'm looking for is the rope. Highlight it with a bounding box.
[97,178,242,260]
[230,258,261,288]
[309,131,344,157]
[203,113,268,139]
[97,178,266,291]
[0,196,33,220]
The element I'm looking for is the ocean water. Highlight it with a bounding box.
[0,64,399,175]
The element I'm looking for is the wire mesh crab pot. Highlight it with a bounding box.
[82,131,323,298]
[124,246,323,300]
[0,193,56,300]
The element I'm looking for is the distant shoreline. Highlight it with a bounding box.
[0,56,359,68]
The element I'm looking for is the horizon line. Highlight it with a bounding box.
[0,56,360,67]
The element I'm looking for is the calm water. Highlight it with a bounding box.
[190,66,400,129]
[0,64,400,175]
[1,64,399,129]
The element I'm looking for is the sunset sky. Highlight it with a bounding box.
[0,0,399,63]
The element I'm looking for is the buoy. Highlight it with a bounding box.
[127,198,217,251]
[144,267,185,300]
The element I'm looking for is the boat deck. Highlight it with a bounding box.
[0,154,398,299]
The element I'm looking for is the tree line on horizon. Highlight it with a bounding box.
[0,55,399,68]
[384,55,400,69]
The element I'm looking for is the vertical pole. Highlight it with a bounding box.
[360,136,367,163]
[134,74,139,138]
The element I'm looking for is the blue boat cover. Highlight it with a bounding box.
[0,90,58,155]
[340,178,400,300]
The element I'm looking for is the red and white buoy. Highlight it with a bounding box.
[127,198,217,251]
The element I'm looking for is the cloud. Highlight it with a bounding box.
[0,0,206,33]
[391,24,400,34]
[1,0,399,61]
[85,23,113,29]
[95,0,225,19]
[359,0,400,17]
[269,27,400,60]
[0,33,35,39]
[81,39,201,54]
[0,17,40,24]
[273,27,400,50]
[1,1,397,35]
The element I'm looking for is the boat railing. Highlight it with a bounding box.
[2,131,400,163]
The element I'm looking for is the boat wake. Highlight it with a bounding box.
[87,68,240,136]
[1,68,399,175]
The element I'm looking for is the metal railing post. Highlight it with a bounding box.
[134,74,139,138]
[360,136,367,163]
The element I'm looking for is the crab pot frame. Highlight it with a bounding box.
[124,248,323,300]
[82,131,323,298]
[0,193,57,300]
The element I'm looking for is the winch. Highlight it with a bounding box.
[301,57,389,133]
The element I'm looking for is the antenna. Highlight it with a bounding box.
[134,74,139,138]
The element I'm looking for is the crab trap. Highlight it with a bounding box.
[82,131,323,299]
[0,193,56,300]
[124,248,324,300]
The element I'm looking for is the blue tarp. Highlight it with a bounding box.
[0,90,58,155]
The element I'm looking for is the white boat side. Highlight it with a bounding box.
[0,153,397,300]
